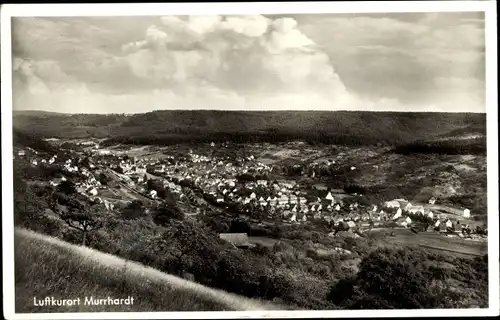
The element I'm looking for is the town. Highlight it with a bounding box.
[14,138,488,251]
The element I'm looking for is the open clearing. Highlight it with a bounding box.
[377,228,487,257]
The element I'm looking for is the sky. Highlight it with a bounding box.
[11,12,486,113]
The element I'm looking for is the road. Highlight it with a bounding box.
[101,167,160,205]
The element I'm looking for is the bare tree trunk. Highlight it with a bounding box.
[82,231,87,246]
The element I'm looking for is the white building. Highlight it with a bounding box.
[392,210,402,220]
[445,219,453,228]
[463,208,471,218]
[325,192,334,202]
[384,200,400,208]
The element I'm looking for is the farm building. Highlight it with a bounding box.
[219,233,253,249]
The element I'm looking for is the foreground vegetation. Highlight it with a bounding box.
[15,228,275,313]
[15,173,488,310]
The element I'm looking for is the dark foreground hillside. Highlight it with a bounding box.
[13,110,486,146]
[14,228,276,313]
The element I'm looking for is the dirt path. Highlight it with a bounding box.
[15,228,278,311]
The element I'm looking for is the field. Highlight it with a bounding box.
[375,228,487,258]
[14,228,278,313]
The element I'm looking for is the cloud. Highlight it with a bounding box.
[120,15,351,102]
[297,12,485,110]
[11,13,486,113]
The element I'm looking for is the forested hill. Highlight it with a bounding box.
[13,129,57,153]
[13,110,486,146]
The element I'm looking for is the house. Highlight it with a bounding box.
[31,160,38,166]
[219,233,253,249]
[103,200,115,211]
[88,187,98,196]
[428,211,434,219]
[136,166,147,174]
[18,150,26,157]
[250,192,256,199]
[50,178,63,187]
[350,166,356,171]
[384,200,400,208]
[372,205,378,212]
[302,214,307,222]
[149,190,157,199]
[346,221,356,229]
[290,213,297,222]
[154,164,165,173]
[392,209,402,220]
[429,197,437,205]
[256,180,268,186]
[409,206,424,215]
[325,192,334,202]
[463,208,471,218]
[280,180,296,189]
[405,216,412,225]
[445,219,453,228]
[334,204,341,211]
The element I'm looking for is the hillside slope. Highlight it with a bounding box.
[13,110,486,146]
[14,228,278,313]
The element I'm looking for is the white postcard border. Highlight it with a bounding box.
[2,1,498,319]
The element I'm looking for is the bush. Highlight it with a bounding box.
[152,203,184,225]
[327,247,488,309]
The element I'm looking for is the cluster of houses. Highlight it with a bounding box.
[16,143,483,241]
[379,198,475,233]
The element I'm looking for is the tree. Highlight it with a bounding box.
[98,172,111,186]
[49,193,105,246]
[57,180,77,195]
[153,203,184,226]
[121,200,146,220]
[327,247,448,309]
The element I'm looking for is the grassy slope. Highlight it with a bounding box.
[14,228,277,313]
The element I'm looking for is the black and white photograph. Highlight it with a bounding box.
[2,1,498,319]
